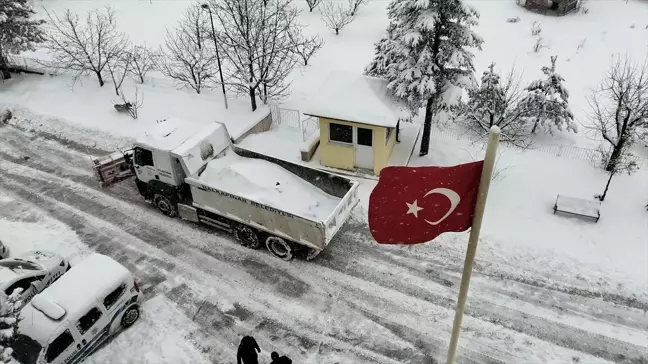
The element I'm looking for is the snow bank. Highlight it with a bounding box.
[0,217,90,265]
[198,151,341,221]
[86,295,209,364]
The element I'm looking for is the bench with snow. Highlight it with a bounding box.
[553,195,601,223]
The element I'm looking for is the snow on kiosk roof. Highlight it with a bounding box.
[18,254,132,344]
[303,72,409,128]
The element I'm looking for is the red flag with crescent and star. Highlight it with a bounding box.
[368,161,484,244]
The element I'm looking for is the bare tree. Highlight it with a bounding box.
[115,87,143,119]
[594,145,638,201]
[320,1,354,35]
[158,7,216,94]
[291,34,324,66]
[586,55,648,172]
[209,0,302,111]
[43,7,128,87]
[305,0,323,12]
[462,63,533,149]
[107,51,133,96]
[129,45,158,83]
[347,0,368,16]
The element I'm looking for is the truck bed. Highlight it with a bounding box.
[184,146,359,250]
[197,150,341,221]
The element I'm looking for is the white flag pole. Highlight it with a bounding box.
[446,126,500,364]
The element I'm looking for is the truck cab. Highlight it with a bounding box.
[131,120,231,216]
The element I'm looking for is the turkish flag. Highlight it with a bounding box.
[368,161,484,244]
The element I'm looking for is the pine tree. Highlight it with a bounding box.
[463,62,531,147]
[365,0,483,156]
[0,0,45,80]
[522,56,577,135]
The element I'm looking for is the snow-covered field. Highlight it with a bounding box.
[1,0,648,363]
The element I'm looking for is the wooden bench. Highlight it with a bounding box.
[553,195,601,222]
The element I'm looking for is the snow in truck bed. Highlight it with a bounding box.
[197,151,341,221]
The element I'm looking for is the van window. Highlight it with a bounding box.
[103,283,126,310]
[76,307,103,334]
[46,330,74,363]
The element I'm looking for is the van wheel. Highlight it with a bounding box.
[266,237,293,261]
[121,306,140,328]
[234,225,262,249]
[153,194,177,217]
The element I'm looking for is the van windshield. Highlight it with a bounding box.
[11,334,42,364]
[0,260,42,271]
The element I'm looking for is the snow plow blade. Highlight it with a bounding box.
[92,150,134,187]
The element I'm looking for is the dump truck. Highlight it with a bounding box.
[92,120,359,260]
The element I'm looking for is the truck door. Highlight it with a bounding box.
[133,147,157,183]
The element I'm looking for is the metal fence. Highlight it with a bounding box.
[270,105,320,142]
[428,127,648,171]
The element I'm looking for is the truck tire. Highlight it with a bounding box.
[266,236,293,261]
[153,194,177,217]
[234,225,262,249]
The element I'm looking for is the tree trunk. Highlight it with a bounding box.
[96,71,105,87]
[249,87,257,111]
[605,138,626,172]
[0,55,11,81]
[531,118,539,133]
[419,97,435,157]
[599,171,614,201]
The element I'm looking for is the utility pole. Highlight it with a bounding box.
[201,3,228,109]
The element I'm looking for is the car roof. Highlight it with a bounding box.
[18,254,132,344]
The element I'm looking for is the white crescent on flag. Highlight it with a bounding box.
[423,188,461,226]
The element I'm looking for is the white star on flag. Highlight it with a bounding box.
[406,200,424,218]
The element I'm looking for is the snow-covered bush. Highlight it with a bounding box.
[0,291,21,363]
[531,21,541,36]
[365,0,483,156]
[0,0,45,80]
[521,56,577,135]
[533,37,544,53]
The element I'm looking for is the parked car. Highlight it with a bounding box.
[0,250,70,306]
[0,239,9,259]
[11,253,143,364]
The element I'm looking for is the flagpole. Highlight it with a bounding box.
[446,126,500,364]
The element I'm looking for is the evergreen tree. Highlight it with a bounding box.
[365,0,483,156]
[0,292,20,363]
[463,62,531,147]
[522,56,577,135]
[0,0,45,80]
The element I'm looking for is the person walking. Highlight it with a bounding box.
[270,351,292,364]
[237,336,261,364]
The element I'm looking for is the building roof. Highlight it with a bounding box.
[302,72,409,128]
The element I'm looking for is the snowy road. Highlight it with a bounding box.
[1,124,646,364]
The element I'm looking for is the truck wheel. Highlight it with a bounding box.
[266,237,293,261]
[234,225,262,249]
[153,194,177,217]
[121,305,140,328]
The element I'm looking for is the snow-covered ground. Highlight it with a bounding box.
[1,0,648,362]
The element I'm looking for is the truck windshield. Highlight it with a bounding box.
[0,260,42,271]
[11,334,42,364]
